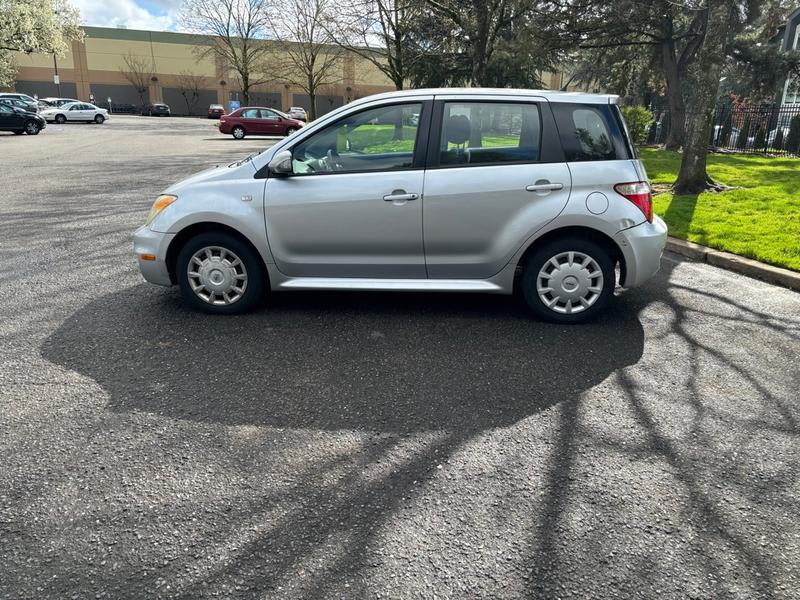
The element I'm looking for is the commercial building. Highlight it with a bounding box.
[8,26,585,116]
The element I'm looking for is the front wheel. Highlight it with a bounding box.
[285,126,297,136]
[176,232,265,314]
[55,114,66,124]
[25,120,41,135]
[520,237,615,324]
[94,114,105,124]
[232,126,245,139]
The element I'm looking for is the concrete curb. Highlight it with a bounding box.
[665,237,800,292]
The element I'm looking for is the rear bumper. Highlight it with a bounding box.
[614,216,668,287]
[133,225,175,286]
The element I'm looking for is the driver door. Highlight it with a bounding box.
[264,99,430,278]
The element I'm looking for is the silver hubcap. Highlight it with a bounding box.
[187,246,248,305]
[537,251,604,314]
[233,128,244,138]
[26,122,37,133]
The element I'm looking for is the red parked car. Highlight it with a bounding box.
[219,107,304,139]
[208,104,225,119]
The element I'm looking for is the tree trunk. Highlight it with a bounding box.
[471,0,489,86]
[309,92,317,121]
[241,72,250,105]
[661,40,685,150]
[674,0,736,194]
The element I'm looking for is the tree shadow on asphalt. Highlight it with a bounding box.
[523,258,800,599]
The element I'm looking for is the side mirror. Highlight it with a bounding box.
[268,149,293,175]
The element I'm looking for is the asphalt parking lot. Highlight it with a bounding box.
[1,115,799,599]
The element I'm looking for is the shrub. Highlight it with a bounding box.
[774,128,785,150]
[753,127,766,152]
[720,117,732,146]
[786,115,800,154]
[737,115,751,150]
[620,105,654,145]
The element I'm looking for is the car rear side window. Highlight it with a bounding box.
[438,102,540,166]
[241,108,259,118]
[551,103,631,162]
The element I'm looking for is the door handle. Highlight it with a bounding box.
[525,182,564,192]
[383,192,419,202]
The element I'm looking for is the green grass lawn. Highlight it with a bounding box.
[640,148,800,271]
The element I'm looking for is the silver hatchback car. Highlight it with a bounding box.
[134,89,667,323]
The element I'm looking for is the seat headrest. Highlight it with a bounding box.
[446,114,471,145]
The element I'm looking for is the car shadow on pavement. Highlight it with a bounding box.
[37,283,647,597]
[41,285,646,433]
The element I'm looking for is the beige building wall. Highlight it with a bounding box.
[8,25,588,112]
[9,25,395,114]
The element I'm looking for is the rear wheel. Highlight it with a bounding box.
[520,236,615,324]
[24,120,41,135]
[55,114,66,124]
[232,126,246,139]
[94,114,105,124]
[176,232,265,314]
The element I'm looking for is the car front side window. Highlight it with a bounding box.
[291,102,422,175]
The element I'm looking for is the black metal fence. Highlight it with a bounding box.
[646,104,800,156]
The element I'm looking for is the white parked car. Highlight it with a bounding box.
[285,106,307,121]
[40,102,109,124]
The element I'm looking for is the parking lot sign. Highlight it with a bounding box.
[229,100,240,112]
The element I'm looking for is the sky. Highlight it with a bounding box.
[70,0,183,32]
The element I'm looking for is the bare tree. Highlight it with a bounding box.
[268,0,344,120]
[175,71,205,115]
[120,52,152,108]
[325,0,424,90]
[180,0,273,105]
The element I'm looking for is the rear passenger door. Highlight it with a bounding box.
[239,108,261,133]
[422,97,571,279]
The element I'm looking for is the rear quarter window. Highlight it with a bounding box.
[552,103,631,162]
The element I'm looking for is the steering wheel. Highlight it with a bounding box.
[325,148,344,172]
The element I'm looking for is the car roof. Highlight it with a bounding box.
[347,88,619,105]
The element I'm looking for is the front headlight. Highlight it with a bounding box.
[146,194,177,225]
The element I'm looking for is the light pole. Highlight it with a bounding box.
[53,53,61,97]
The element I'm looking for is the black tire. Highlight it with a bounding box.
[24,120,41,135]
[55,114,66,124]
[176,232,266,315]
[95,114,105,124]
[520,236,615,324]
[232,126,246,140]
[285,126,297,136]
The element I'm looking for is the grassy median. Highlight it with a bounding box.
[641,148,800,271]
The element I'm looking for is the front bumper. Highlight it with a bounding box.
[133,225,175,286]
[613,215,668,287]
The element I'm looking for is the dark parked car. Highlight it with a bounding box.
[208,104,225,119]
[0,93,39,113]
[0,97,38,113]
[142,103,171,117]
[0,103,46,135]
[219,107,304,139]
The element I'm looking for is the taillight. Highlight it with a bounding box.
[614,181,652,223]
